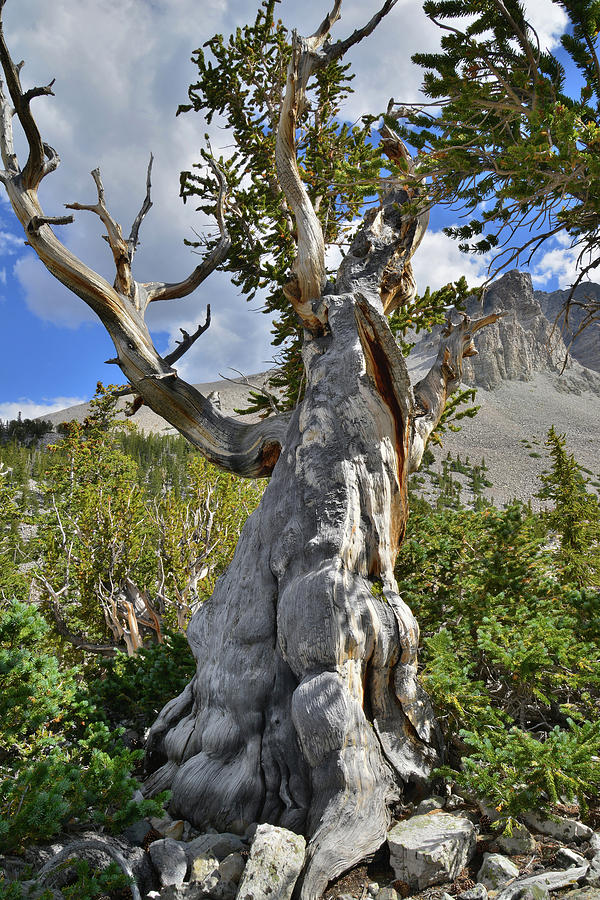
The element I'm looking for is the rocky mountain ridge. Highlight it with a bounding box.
[37,271,600,506]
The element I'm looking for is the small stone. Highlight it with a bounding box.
[160,885,205,900]
[122,818,153,847]
[590,834,600,855]
[388,812,477,890]
[378,889,400,900]
[367,882,380,896]
[500,884,550,900]
[496,825,537,856]
[218,852,245,884]
[556,849,587,869]
[563,889,600,900]
[189,854,219,882]
[212,880,238,900]
[236,823,306,900]
[151,813,174,833]
[523,813,593,842]
[497,866,589,899]
[417,796,446,814]
[477,854,520,891]
[148,837,188,887]
[460,885,489,900]
[164,820,185,842]
[587,859,600,887]
[185,832,246,864]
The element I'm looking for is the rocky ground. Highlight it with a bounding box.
[3,793,600,900]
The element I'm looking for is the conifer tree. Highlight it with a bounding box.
[537,426,600,586]
[395,0,600,316]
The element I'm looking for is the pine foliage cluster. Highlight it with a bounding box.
[397,431,600,827]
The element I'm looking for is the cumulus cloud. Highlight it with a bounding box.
[0,397,87,421]
[0,0,573,399]
[530,232,593,288]
[411,229,492,292]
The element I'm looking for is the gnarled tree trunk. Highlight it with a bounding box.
[0,3,500,897]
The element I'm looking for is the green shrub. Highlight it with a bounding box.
[0,601,166,853]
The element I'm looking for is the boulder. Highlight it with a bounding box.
[590,834,600,855]
[496,825,537,856]
[235,824,305,900]
[148,838,188,887]
[478,854,520,890]
[387,812,477,890]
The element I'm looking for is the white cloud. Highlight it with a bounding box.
[411,229,492,293]
[530,233,593,288]
[523,0,568,51]
[0,397,86,421]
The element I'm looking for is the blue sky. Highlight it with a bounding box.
[0,0,579,420]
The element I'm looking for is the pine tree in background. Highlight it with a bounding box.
[537,426,600,586]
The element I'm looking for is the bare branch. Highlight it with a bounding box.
[164,305,211,367]
[38,579,117,657]
[410,311,502,471]
[308,0,342,45]
[144,160,230,304]
[27,213,73,233]
[0,16,52,190]
[66,167,133,296]
[325,0,399,64]
[128,153,153,262]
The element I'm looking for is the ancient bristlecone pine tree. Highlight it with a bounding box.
[0,2,498,896]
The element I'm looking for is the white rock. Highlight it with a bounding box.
[496,825,537,856]
[590,833,600,855]
[523,813,593,842]
[189,854,219,882]
[235,823,306,900]
[497,866,589,899]
[387,812,477,890]
[417,796,446,814]
[556,849,587,869]
[185,833,245,864]
[478,853,520,890]
[460,885,488,900]
[148,838,188,887]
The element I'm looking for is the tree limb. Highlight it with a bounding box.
[66,167,133,297]
[144,159,230,304]
[163,305,211,367]
[128,153,153,263]
[325,0,399,65]
[409,312,503,471]
[0,14,53,190]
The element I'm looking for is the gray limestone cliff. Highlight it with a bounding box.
[534,281,600,374]
[410,270,600,395]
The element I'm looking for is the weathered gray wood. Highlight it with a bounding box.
[0,3,498,898]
